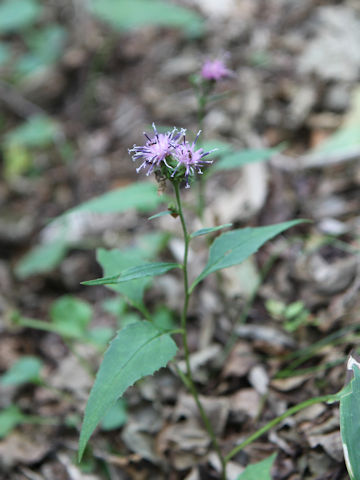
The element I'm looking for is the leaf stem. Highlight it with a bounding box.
[224,393,337,463]
[173,182,227,479]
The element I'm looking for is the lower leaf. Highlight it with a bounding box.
[78,321,177,460]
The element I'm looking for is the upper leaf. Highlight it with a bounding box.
[78,321,177,460]
[82,262,181,286]
[190,223,232,239]
[191,220,305,289]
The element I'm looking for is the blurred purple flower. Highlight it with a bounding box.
[172,131,215,188]
[201,58,233,81]
[129,123,184,176]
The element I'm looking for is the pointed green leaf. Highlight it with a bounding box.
[236,453,276,480]
[190,223,232,239]
[191,220,305,289]
[340,359,360,480]
[82,262,181,286]
[1,356,43,386]
[78,321,177,460]
[148,210,173,220]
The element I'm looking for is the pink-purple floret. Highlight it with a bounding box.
[201,59,233,81]
[129,124,216,188]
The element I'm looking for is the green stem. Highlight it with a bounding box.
[224,393,337,464]
[173,182,227,479]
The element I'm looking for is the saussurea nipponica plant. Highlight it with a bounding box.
[76,59,360,480]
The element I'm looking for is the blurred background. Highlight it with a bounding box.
[1,0,360,479]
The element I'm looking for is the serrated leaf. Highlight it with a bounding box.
[78,321,177,460]
[0,406,24,438]
[0,0,41,33]
[211,148,276,173]
[83,262,180,286]
[88,0,204,36]
[236,453,276,480]
[190,223,232,238]
[0,356,43,386]
[340,363,360,480]
[64,182,162,216]
[192,220,305,289]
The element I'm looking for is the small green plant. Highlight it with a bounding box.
[75,117,309,479]
[265,299,317,332]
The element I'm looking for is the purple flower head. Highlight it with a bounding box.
[129,123,184,176]
[201,58,233,81]
[172,131,216,188]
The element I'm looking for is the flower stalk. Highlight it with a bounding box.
[173,181,227,480]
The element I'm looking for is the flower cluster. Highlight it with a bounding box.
[129,124,215,188]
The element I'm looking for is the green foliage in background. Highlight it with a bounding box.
[88,0,204,37]
[266,299,315,332]
[15,183,167,279]
[15,238,68,279]
[202,140,280,175]
[0,356,43,386]
[13,295,112,348]
[65,182,163,215]
[0,406,25,439]
[2,115,60,181]
[16,25,67,76]
[0,0,41,33]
